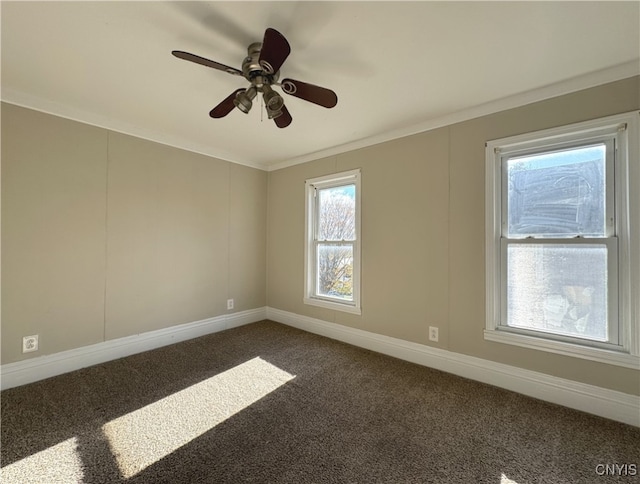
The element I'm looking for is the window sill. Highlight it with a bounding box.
[484,329,639,369]
[304,297,362,315]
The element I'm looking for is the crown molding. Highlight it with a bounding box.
[0,89,266,171]
[267,60,640,171]
[3,60,637,173]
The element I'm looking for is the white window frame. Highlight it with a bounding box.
[485,112,639,369]
[304,169,361,315]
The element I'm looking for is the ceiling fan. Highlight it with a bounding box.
[172,28,338,128]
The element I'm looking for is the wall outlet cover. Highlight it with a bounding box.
[23,335,39,353]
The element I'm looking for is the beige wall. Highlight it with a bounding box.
[267,76,640,395]
[3,77,638,394]
[2,105,108,362]
[1,103,267,363]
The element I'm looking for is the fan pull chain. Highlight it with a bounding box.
[260,93,264,123]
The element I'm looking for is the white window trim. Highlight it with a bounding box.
[304,169,362,315]
[485,112,640,369]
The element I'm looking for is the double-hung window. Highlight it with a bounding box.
[304,169,361,314]
[485,112,639,368]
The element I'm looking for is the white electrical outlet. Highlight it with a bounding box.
[227,299,234,310]
[23,335,39,353]
[428,326,439,342]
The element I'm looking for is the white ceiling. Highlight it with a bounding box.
[2,1,639,170]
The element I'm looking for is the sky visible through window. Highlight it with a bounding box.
[509,144,605,171]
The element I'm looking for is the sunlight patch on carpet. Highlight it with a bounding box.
[0,437,83,484]
[501,473,520,484]
[102,357,295,478]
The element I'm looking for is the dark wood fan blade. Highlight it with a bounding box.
[172,50,242,76]
[280,79,337,108]
[258,28,291,75]
[274,104,292,128]
[209,89,245,118]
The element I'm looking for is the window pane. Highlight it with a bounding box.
[506,144,606,237]
[318,184,355,241]
[317,244,353,301]
[507,244,608,341]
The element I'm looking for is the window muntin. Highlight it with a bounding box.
[485,112,639,367]
[305,170,361,314]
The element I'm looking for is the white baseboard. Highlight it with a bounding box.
[266,307,640,427]
[4,305,637,427]
[1,307,267,390]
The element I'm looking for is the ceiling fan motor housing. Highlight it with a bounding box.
[242,42,279,86]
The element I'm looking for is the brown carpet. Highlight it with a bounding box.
[1,320,638,483]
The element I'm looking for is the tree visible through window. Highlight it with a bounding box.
[317,185,355,300]
[305,170,361,314]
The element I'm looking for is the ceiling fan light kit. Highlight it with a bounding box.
[172,28,337,128]
[234,86,256,114]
